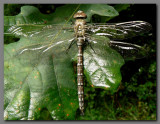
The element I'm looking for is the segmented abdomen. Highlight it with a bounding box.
[77,39,84,115]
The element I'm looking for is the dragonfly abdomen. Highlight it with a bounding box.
[77,41,84,115]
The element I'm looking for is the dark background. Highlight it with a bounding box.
[4,4,156,120]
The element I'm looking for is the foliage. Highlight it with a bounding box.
[4,4,156,120]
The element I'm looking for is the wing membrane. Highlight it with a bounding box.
[109,40,147,60]
[87,21,152,40]
[5,37,77,75]
[88,35,147,60]
[5,24,76,67]
[6,24,74,42]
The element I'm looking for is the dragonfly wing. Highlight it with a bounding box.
[5,39,78,91]
[109,40,147,60]
[5,23,77,71]
[87,35,147,60]
[6,37,76,66]
[6,22,76,63]
[87,21,152,40]
[6,24,74,42]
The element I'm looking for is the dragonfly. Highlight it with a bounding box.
[6,10,152,116]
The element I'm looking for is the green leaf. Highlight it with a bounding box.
[99,4,130,22]
[84,35,124,94]
[4,32,78,120]
[4,4,124,120]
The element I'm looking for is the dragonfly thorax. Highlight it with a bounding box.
[74,19,86,38]
[74,10,87,38]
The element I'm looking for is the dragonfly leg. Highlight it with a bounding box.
[66,38,76,53]
[89,42,96,53]
[85,39,96,53]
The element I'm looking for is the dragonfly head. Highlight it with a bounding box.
[74,10,87,19]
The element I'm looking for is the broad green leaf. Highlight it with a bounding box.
[84,35,124,93]
[4,5,124,120]
[4,31,78,120]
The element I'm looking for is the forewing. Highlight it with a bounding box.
[6,24,74,42]
[87,21,152,40]
[5,23,77,69]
